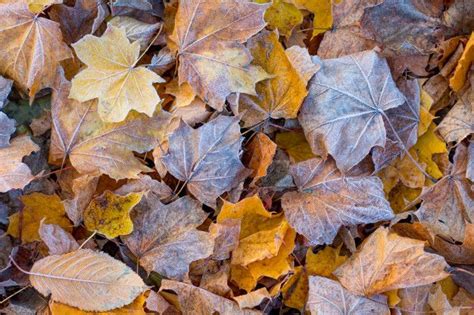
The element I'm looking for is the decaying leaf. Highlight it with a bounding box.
[39,222,79,255]
[209,219,241,261]
[299,50,405,172]
[7,193,72,243]
[50,72,170,180]
[84,191,142,239]
[244,133,277,185]
[162,116,249,207]
[30,249,147,312]
[334,227,449,296]
[282,157,393,245]
[109,16,161,50]
[0,112,15,148]
[0,0,71,99]
[236,30,308,127]
[285,46,320,83]
[169,0,270,110]
[307,276,390,315]
[70,25,164,122]
[122,196,214,280]
[61,174,99,226]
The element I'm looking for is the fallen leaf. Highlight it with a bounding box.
[70,25,164,122]
[398,285,431,315]
[209,219,241,261]
[275,131,315,163]
[244,133,277,185]
[159,280,259,315]
[7,193,72,243]
[50,71,170,180]
[290,0,333,37]
[145,290,178,314]
[26,0,62,13]
[428,284,461,315]
[0,112,15,148]
[61,174,99,226]
[299,49,405,172]
[233,287,270,309]
[161,116,249,207]
[112,0,152,11]
[416,143,474,242]
[412,123,448,180]
[39,222,79,255]
[443,0,474,36]
[0,0,71,99]
[237,30,308,127]
[169,0,270,110]
[84,191,142,239]
[30,249,147,312]
[256,0,303,37]
[334,227,449,296]
[122,196,214,280]
[114,174,173,201]
[109,16,161,50]
[307,276,390,315]
[285,46,320,83]
[449,32,474,92]
[282,157,393,245]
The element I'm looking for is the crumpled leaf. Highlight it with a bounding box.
[334,227,449,296]
[416,143,474,242]
[162,116,249,207]
[0,0,71,99]
[50,71,170,180]
[70,25,164,122]
[449,33,473,92]
[7,193,72,243]
[282,157,394,245]
[438,75,473,143]
[169,0,270,110]
[244,132,277,185]
[84,191,142,239]
[159,280,259,315]
[256,0,303,37]
[49,0,109,45]
[433,223,474,265]
[307,276,390,315]
[39,222,79,255]
[0,135,39,192]
[122,196,214,280]
[30,249,147,312]
[236,30,308,127]
[299,49,405,172]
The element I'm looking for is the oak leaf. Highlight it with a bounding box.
[122,196,214,280]
[299,50,405,172]
[39,222,79,255]
[334,227,449,296]
[29,249,147,312]
[84,191,142,239]
[236,30,308,127]
[0,0,71,99]
[50,72,170,180]
[282,157,393,245]
[307,276,390,315]
[162,116,249,207]
[7,193,72,243]
[70,25,164,122]
[169,0,270,110]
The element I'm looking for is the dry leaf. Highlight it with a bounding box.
[449,32,473,92]
[162,116,249,207]
[307,276,390,315]
[26,0,62,13]
[244,133,277,185]
[285,46,320,83]
[209,219,241,261]
[412,123,448,179]
[70,25,164,122]
[237,30,308,127]
[282,157,393,245]
[233,287,270,309]
[39,222,79,255]
[109,16,161,50]
[299,50,405,172]
[275,131,315,163]
[169,0,270,110]
[7,193,72,243]
[334,227,449,296]
[0,0,71,99]
[122,196,213,280]
[443,0,474,35]
[61,175,99,226]
[30,249,147,312]
[0,112,15,148]
[50,71,170,180]
[398,285,431,315]
[256,0,303,37]
[84,191,142,239]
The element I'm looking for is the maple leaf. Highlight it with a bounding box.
[209,219,241,261]
[412,123,448,180]
[415,143,474,242]
[7,193,72,243]
[235,30,308,127]
[70,25,164,122]
[299,49,405,172]
[290,0,333,37]
[122,195,214,280]
[244,133,277,186]
[84,191,142,239]
[39,222,79,255]
[282,157,394,245]
[169,0,270,110]
[397,285,431,314]
[50,72,170,180]
[285,46,320,83]
[0,112,15,148]
[275,131,315,163]
[109,16,161,50]
[29,249,147,312]
[449,33,473,92]
[161,116,249,207]
[60,174,99,226]
[0,0,71,99]
[334,227,449,296]
[256,0,303,37]
[26,0,62,13]
[307,276,390,315]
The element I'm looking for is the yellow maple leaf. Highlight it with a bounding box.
[418,87,435,136]
[413,123,447,180]
[84,191,142,239]
[388,183,421,213]
[7,193,72,243]
[275,131,316,163]
[290,0,333,37]
[70,25,164,123]
[450,32,474,92]
[26,0,61,13]
[256,0,303,37]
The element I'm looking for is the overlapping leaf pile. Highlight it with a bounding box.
[0,0,473,314]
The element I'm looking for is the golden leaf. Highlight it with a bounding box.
[26,0,62,13]
[70,25,164,122]
[412,123,448,180]
[450,32,474,92]
[256,0,303,37]
[275,131,315,163]
[245,133,277,185]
